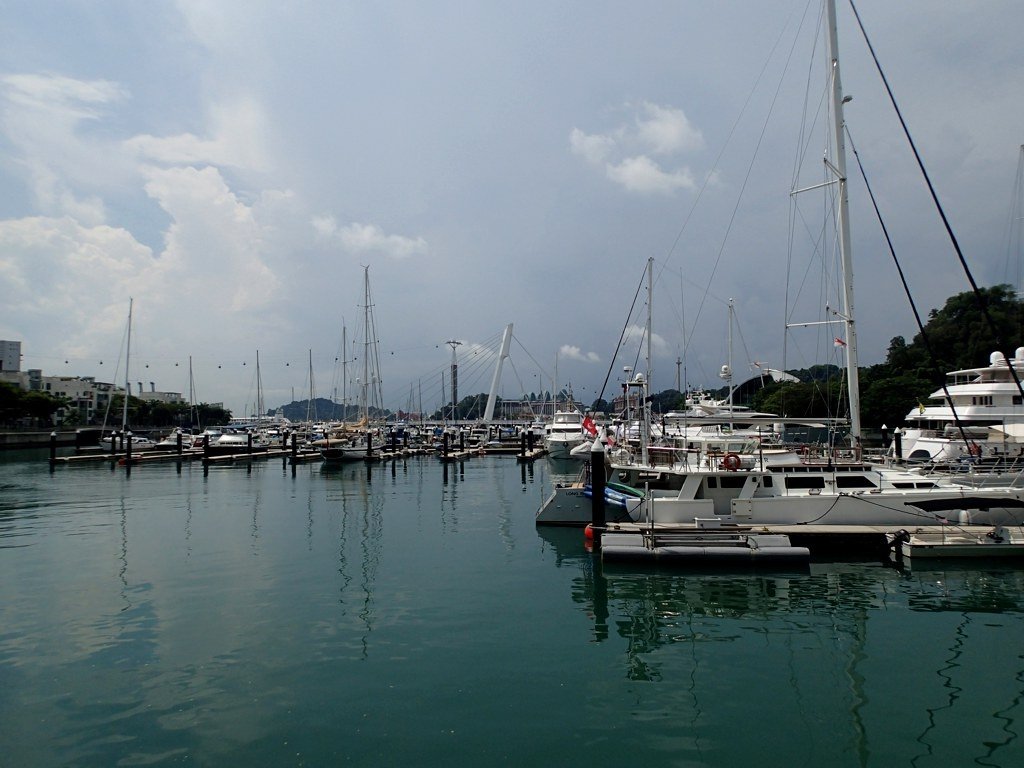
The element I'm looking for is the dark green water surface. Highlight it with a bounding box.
[1,451,1022,767]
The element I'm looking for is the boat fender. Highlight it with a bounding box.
[722,452,741,472]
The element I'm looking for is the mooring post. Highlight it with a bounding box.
[125,430,133,470]
[527,428,535,452]
[443,431,449,460]
[49,431,57,469]
[519,431,526,458]
[366,430,373,459]
[459,430,465,452]
[291,433,298,477]
[590,438,606,547]
[893,428,903,461]
[247,430,253,457]
[176,431,183,455]
[110,431,118,456]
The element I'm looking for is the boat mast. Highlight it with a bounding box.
[341,324,347,425]
[307,349,314,424]
[122,297,133,432]
[256,350,262,424]
[362,267,370,426]
[727,297,735,431]
[646,256,653,385]
[825,0,862,448]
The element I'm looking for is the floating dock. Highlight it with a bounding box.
[599,529,810,569]
[590,520,1024,564]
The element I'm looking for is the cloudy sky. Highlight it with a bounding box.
[1,1,1021,416]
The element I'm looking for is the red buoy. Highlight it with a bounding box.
[584,524,594,540]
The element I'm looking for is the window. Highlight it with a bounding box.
[786,476,826,490]
[835,475,877,489]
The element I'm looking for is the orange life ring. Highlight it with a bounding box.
[722,452,742,471]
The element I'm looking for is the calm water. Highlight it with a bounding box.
[1,450,1023,767]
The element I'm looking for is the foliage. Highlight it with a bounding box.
[748,285,1024,427]
[107,394,231,430]
[0,382,67,427]
[888,284,1024,377]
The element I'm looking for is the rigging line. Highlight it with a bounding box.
[511,335,553,381]
[847,129,974,453]
[847,0,1024,405]
[655,0,810,284]
[595,266,647,405]
[1001,146,1024,292]
[684,3,809,360]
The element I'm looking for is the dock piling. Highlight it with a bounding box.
[590,439,606,547]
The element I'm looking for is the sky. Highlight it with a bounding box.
[1,0,1022,417]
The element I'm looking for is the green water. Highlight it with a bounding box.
[1,451,1022,767]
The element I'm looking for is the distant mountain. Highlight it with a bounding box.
[274,398,391,422]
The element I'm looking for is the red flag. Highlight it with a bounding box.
[834,337,847,348]
[582,416,598,436]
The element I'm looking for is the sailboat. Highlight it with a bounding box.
[538,0,1024,532]
[319,266,386,462]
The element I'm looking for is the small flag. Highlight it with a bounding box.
[582,415,598,436]
[834,337,847,348]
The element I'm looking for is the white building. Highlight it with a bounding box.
[0,340,21,372]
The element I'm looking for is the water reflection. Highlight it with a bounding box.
[330,468,384,660]
[538,523,1024,762]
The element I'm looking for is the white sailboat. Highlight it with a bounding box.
[320,266,386,462]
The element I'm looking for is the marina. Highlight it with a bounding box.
[2,1,1023,763]
[2,448,1024,766]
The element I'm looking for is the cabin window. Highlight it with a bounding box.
[893,482,915,489]
[1015,396,1023,405]
[835,475,877,489]
[762,476,773,488]
[915,482,937,489]
[706,477,718,489]
[785,476,826,490]
[720,476,747,489]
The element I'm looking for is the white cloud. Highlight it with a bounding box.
[333,222,429,260]
[0,216,152,348]
[559,344,600,363]
[0,73,130,222]
[570,101,701,194]
[1,73,126,115]
[569,127,615,165]
[606,156,695,194]
[635,102,703,155]
[125,97,272,171]
[623,324,670,356]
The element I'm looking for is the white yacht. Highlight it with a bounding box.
[543,410,588,459]
[894,349,1024,462]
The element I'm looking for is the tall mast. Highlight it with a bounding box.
[362,267,370,425]
[646,256,653,384]
[727,298,735,431]
[256,350,262,422]
[122,297,133,431]
[341,324,347,424]
[825,0,861,447]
